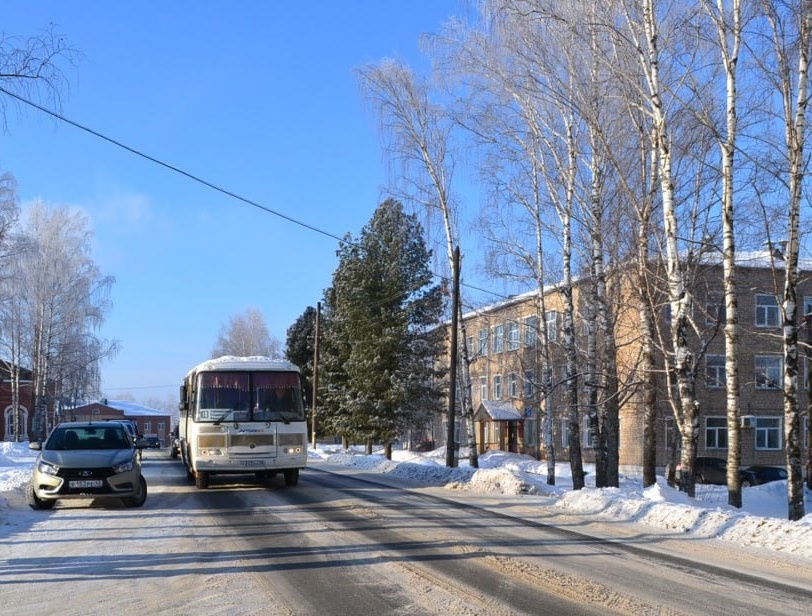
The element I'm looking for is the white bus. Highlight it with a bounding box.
[178,356,307,489]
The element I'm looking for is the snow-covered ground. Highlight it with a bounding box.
[3,440,812,561]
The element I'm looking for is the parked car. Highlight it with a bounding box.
[740,465,788,487]
[27,421,147,510]
[675,456,728,485]
[143,436,162,449]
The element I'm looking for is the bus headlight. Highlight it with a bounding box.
[200,448,223,456]
[283,447,303,455]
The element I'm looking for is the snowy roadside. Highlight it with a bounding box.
[3,440,812,562]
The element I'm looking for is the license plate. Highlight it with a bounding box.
[69,480,103,488]
[239,460,263,468]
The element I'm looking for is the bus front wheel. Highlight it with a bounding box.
[283,469,299,487]
[195,470,209,489]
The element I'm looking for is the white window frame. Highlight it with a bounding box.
[705,298,724,326]
[477,328,488,356]
[507,322,520,351]
[508,372,517,398]
[705,355,725,389]
[755,294,780,328]
[493,375,502,400]
[524,315,538,347]
[755,416,782,450]
[545,311,559,343]
[479,376,487,402]
[583,421,594,448]
[561,418,569,449]
[493,324,504,354]
[523,370,534,398]
[755,355,782,389]
[705,416,728,449]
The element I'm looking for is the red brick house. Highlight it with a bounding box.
[64,400,173,447]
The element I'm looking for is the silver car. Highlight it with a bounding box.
[28,421,147,509]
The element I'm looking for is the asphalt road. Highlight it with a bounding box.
[1,451,810,615]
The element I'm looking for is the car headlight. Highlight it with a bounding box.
[113,460,134,473]
[38,461,60,476]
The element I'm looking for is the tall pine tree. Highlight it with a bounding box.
[320,199,445,455]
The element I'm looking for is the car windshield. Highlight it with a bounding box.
[46,426,131,450]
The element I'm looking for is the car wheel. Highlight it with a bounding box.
[125,476,148,507]
[741,479,752,488]
[283,469,299,487]
[27,484,56,510]
[195,470,209,489]
[696,473,705,484]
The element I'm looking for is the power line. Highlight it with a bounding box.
[0,86,346,243]
[0,87,510,301]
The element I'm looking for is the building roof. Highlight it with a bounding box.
[475,401,523,422]
[106,400,168,417]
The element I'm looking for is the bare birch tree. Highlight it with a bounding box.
[358,60,479,467]
[752,0,812,521]
[16,203,116,438]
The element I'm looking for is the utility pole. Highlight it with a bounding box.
[446,246,460,468]
[311,302,320,449]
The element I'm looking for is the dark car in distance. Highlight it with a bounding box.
[740,465,788,487]
[675,456,727,485]
[143,436,162,449]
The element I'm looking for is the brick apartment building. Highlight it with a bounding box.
[444,252,811,475]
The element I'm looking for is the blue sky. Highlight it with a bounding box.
[2,1,466,401]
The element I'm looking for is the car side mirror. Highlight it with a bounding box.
[29,441,42,451]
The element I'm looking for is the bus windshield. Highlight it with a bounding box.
[195,371,304,423]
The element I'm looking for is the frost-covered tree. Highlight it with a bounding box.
[319,199,446,456]
[4,202,117,438]
[211,306,280,359]
[285,305,317,406]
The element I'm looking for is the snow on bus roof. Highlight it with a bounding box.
[186,356,300,376]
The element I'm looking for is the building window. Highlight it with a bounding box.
[755,355,782,389]
[493,324,504,353]
[665,417,681,451]
[158,421,165,436]
[523,370,535,398]
[493,375,502,400]
[583,421,594,448]
[508,372,517,398]
[755,417,782,450]
[705,355,725,389]
[507,322,520,350]
[466,336,474,357]
[477,328,488,356]
[545,311,559,343]
[561,418,569,449]
[755,294,780,328]
[524,315,538,347]
[705,298,725,326]
[705,416,728,449]
[144,421,152,434]
[479,376,487,402]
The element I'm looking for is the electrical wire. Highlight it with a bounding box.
[0,86,511,301]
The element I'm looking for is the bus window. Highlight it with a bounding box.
[196,372,250,421]
[253,372,304,421]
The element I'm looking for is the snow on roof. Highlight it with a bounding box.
[186,355,300,377]
[106,400,168,417]
[475,401,524,421]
